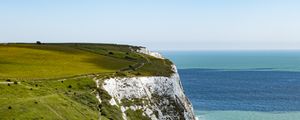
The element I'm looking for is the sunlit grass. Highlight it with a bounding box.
[0,77,99,119]
[0,44,133,80]
[0,43,175,119]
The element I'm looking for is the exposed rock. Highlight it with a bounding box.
[96,48,196,120]
[136,47,165,59]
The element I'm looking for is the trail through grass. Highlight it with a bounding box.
[0,43,174,119]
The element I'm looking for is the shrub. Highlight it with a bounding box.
[68,85,72,88]
[13,81,18,84]
[6,79,11,82]
[136,72,141,76]
[36,41,42,44]
[8,106,12,109]
[108,52,114,55]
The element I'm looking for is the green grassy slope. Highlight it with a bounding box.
[0,77,99,119]
[0,43,174,120]
[0,44,134,80]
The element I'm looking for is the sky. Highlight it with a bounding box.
[0,0,300,51]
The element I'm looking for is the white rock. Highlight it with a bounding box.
[101,64,196,120]
[109,98,117,106]
[136,47,165,59]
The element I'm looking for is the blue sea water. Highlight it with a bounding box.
[163,51,300,71]
[162,51,300,120]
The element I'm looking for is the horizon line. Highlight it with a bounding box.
[2,42,300,52]
[158,48,300,52]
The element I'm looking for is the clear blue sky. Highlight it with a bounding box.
[1,0,300,50]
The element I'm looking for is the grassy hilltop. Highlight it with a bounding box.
[0,43,173,120]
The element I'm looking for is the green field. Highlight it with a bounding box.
[0,44,134,80]
[0,77,99,119]
[0,43,173,119]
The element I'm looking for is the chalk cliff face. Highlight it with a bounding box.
[96,48,196,120]
[136,47,165,59]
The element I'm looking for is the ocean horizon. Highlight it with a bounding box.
[162,51,300,120]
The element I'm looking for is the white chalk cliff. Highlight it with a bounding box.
[96,48,196,120]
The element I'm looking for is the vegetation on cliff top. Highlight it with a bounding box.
[0,43,173,80]
[0,43,174,119]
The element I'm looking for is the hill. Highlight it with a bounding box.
[0,43,174,120]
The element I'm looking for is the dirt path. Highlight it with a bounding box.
[0,82,13,84]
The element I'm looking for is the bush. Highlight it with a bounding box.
[136,72,141,76]
[36,41,42,44]
[13,81,18,84]
[6,79,11,82]
[8,106,12,109]
[108,52,114,55]
[68,85,72,88]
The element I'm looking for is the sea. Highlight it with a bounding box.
[162,51,300,120]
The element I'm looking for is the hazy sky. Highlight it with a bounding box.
[1,0,300,50]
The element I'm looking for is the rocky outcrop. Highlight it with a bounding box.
[96,48,196,120]
[136,47,165,59]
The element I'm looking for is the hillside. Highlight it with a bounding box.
[0,43,173,79]
[0,43,194,120]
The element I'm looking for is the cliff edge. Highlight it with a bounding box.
[96,48,196,120]
[0,43,195,120]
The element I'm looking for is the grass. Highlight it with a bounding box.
[0,43,173,80]
[126,109,151,120]
[97,82,124,120]
[136,56,174,76]
[0,43,175,119]
[0,77,99,120]
[0,44,134,80]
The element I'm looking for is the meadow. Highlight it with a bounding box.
[0,77,99,119]
[0,43,173,80]
[0,44,134,80]
[0,43,173,119]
